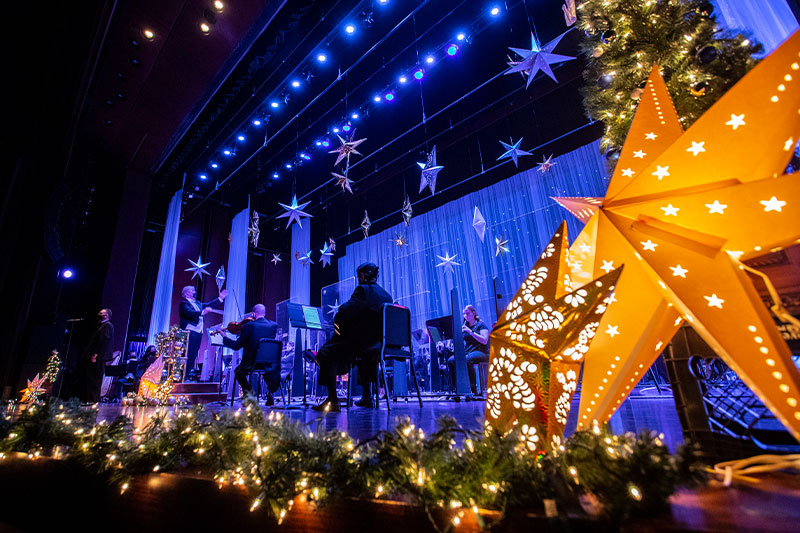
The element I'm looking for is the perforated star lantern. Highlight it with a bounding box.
[506,31,575,88]
[402,196,413,226]
[329,132,366,167]
[185,256,211,280]
[277,195,312,229]
[319,241,334,267]
[391,233,408,246]
[497,138,533,168]
[436,252,461,275]
[486,222,621,452]
[418,146,444,195]
[537,154,556,173]
[495,234,510,256]
[333,171,353,194]
[271,253,281,265]
[296,250,313,267]
[472,206,487,242]
[554,32,800,440]
[215,266,226,292]
[20,373,47,403]
[361,211,371,238]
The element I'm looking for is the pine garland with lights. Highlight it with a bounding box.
[578,0,762,154]
[0,398,704,530]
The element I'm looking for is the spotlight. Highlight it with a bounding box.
[237,135,245,142]
[456,32,466,41]
[272,173,279,179]
[270,101,279,108]
[200,22,211,33]
[447,44,458,56]
[285,163,293,169]
[129,57,141,66]
[414,70,424,80]
[317,53,327,63]
[252,119,261,126]
[211,162,219,168]
[490,6,500,16]
[343,124,351,132]
[398,75,407,83]
[300,153,311,160]
[345,24,356,34]
[322,140,331,147]
[378,0,389,4]
[385,92,395,101]
[351,112,359,119]
[62,269,74,279]
[223,149,232,156]
[214,0,224,12]
[332,127,340,133]
[426,55,434,64]
[143,29,155,41]
[291,80,301,88]
[199,174,208,180]
[315,141,322,146]
[374,95,381,102]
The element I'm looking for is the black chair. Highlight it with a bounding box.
[231,339,283,405]
[377,304,423,410]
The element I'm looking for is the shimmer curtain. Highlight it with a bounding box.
[290,220,311,304]
[147,189,182,344]
[338,140,608,335]
[222,206,250,392]
[713,0,797,53]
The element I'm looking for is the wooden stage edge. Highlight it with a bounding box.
[0,454,798,532]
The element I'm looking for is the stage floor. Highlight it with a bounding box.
[96,389,685,449]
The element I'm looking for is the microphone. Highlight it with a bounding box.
[67,318,84,322]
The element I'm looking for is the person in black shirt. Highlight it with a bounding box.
[448,305,489,396]
[312,262,393,412]
[78,308,115,402]
[222,304,279,405]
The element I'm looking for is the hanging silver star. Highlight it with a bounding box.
[215,266,226,291]
[328,237,336,253]
[327,299,341,317]
[277,195,313,229]
[391,233,408,246]
[332,171,353,194]
[248,211,261,246]
[497,138,533,168]
[319,241,334,267]
[436,252,461,275]
[296,250,313,267]
[495,234,511,256]
[506,31,575,87]
[417,146,444,195]
[472,206,487,242]
[537,154,556,173]
[271,253,281,265]
[329,131,366,167]
[361,210,371,238]
[402,196,413,226]
[185,256,211,280]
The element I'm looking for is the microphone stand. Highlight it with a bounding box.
[56,319,80,398]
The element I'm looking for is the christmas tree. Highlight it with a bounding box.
[578,0,762,155]
[44,349,61,383]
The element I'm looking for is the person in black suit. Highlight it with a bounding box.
[77,308,115,402]
[178,285,227,381]
[222,304,279,405]
[313,262,393,412]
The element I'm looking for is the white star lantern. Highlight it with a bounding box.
[472,206,487,242]
[537,154,556,173]
[186,256,211,280]
[436,252,461,275]
[506,31,575,88]
[319,242,334,267]
[418,146,444,195]
[277,195,312,229]
[497,138,533,168]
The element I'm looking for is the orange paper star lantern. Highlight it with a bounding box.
[20,373,47,404]
[554,31,800,439]
[486,222,621,451]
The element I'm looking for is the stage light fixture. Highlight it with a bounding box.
[398,75,407,83]
[223,149,232,156]
[343,124,351,132]
[199,174,208,180]
[211,162,219,168]
[300,153,311,160]
[272,173,279,179]
[414,70,424,80]
[351,112,359,119]
[62,269,74,279]
[490,6,501,16]
[253,119,262,126]
[214,1,224,12]
[129,57,141,66]
[237,135,245,142]
[345,24,356,34]
[291,80,301,88]
[315,141,322,146]
[322,140,330,147]
[285,163,293,169]
[317,53,327,63]
[447,44,458,56]
[332,127,340,133]
[426,55,434,64]
[385,92,394,101]
[143,29,155,41]
[374,95,381,102]
[200,22,211,33]
[456,32,465,41]
[270,101,279,108]
[378,0,389,4]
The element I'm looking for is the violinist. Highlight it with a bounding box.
[179,286,227,381]
[221,304,278,405]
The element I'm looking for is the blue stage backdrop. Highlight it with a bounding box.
[713,0,797,54]
[338,140,608,335]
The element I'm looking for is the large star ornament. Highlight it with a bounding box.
[277,195,313,229]
[329,132,366,167]
[472,206,487,242]
[271,253,281,265]
[554,33,800,440]
[333,171,353,194]
[495,234,510,256]
[295,250,313,267]
[402,196,413,226]
[185,256,211,280]
[418,146,444,195]
[319,242,334,267]
[497,138,533,168]
[436,252,461,275]
[20,373,47,403]
[506,31,575,88]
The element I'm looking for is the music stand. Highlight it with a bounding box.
[286,303,325,407]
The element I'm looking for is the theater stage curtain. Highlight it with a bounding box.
[290,219,311,305]
[713,0,798,53]
[221,206,250,390]
[147,189,182,345]
[338,140,607,335]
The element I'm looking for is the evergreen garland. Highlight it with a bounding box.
[578,0,762,154]
[0,398,704,530]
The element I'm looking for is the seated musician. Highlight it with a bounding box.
[221,304,279,405]
[179,285,227,381]
[448,305,490,396]
[312,262,393,412]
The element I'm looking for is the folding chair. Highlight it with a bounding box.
[378,304,423,410]
[231,339,282,405]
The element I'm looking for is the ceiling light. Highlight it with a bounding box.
[322,140,330,147]
[270,101,279,108]
[490,6,500,16]
[414,70,424,80]
[214,1,224,12]
[456,32,466,41]
[237,135,245,142]
[199,174,208,180]
[252,119,261,126]
[211,162,219,168]
[378,0,389,4]
[374,95,381,102]
[300,153,311,160]
[223,149,232,156]
[286,163,293,169]
[343,124,351,132]
[61,269,74,279]
[291,80,301,88]
[332,127,340,133]
[385,92,394,101]
[351,112,359,119]
[200,22,211,33]
[399,75,407,83]
[143,29,155,41]
[426,55,434,64]
[272,173,279,179]
[447,44,458,56]
[317,53,327,63]
[315,141,322,146]
[345,24,356,34]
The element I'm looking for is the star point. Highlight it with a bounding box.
[332,172,353,194]
[418,146,444,195]
[329,132,366,166]
[271,253,281,265]
[495,234,511,256]
[505,31,576,87]
[436,252,461,274]
[185,256,211,280]
[536,154,556,173]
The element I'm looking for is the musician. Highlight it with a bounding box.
[78,308,115,402]
[313,262,393,412]
[179,285,227,381]
[221,304,278,405]
[448,305,489,396]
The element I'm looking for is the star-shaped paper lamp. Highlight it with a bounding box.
[329,132,366,167]
[333,171,353,194]
[215,266,226,292]
[277,195,313,229]
[391,233,408,246]
[361,211,371,238]
[436,252,461,275]
[319,241,334,267]
[418,146,444,195]
[472,206,487,242]
[185,256,211,280]
[537,154,556,173]
[506,31,575,88]
[20,373,47,403]
[271,253,281,265]
[295,250,313,267]
[555,32,800,440]
[495,234,510,256]
[248,211,261,247]
[402,196,413,226]
[497,138,533,168]
[486,222,621,452]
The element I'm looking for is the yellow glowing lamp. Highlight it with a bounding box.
[20,373,47,404]
[554,30,800,440]
[485,222,622,451]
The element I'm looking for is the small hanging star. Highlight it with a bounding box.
[401,196,413,226]
[296,250,313,267]
[215,266,226,292]
[472,206,487,242]
[495,234,511,256]
[271,253,282,265]
[391,233,408,246]
[319,241,334,267]
[277,195,313,229]
[333,171,353,194]
[497,138,533,168]
[506,31,575,87]
[361,210,371,238]
[329,131,366,166]
[436,252,461,274]
[327,299,341,317]
[185,256,211,280]
[418,146,444,195]
[536,154,556,173]
[328,237,336,253]
[20,373,46,403]
[248,211,261,247]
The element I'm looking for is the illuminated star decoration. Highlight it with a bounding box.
[329,131,366,167]
[486,222,621,452]
[327,299,341,317]
[277,195,313,229]
[537,154,556,173]
[495,234,510,256]
[333,171,353,194]
[472,206,487,242]
[436,252,461,275]
[271,253,281,265]
[506,31,575,88]
[20,373,47,403]
[402,196,413,226]
[361,210,371,238]
[215,266,226,292]
[328,237,336,253]
[497,138,533,168]
[248,211,260,247]
[417,146,444,195]
[185,256,211,280]
[391,233,408,246]
[295,250,313,267]
[554,35,800,441]
[319,241,334,267]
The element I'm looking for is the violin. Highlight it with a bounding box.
[210,313,254,336]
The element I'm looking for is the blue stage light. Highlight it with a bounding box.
[385,92,394,101]
[414,70,424,80]
[398,75,407,83]
[272,173,280,179]
[62,269,74,279]
[315,140,322,146]
[426,55,434,64]
[291,80,301,88]
[351,112,359,120]
[490,6,500,16]
[447,44,458,56]
[322,140,330,147]
[345,24,356,35]
[223,149,231,156]
[270,101,279,108]
[199,174,208,180]
[373,95,381,102]
[378,0,389,4]
[343,124,351,132]
[253,119,262,126]
[456,32,466,41]
[237,135,245,142]
[285,163,293,169]
[332,127,340,133]
[300,153,311,160]
[210,162,218,168]
[317,53,327,63]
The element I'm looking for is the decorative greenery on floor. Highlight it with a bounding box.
[0,398,704,530]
